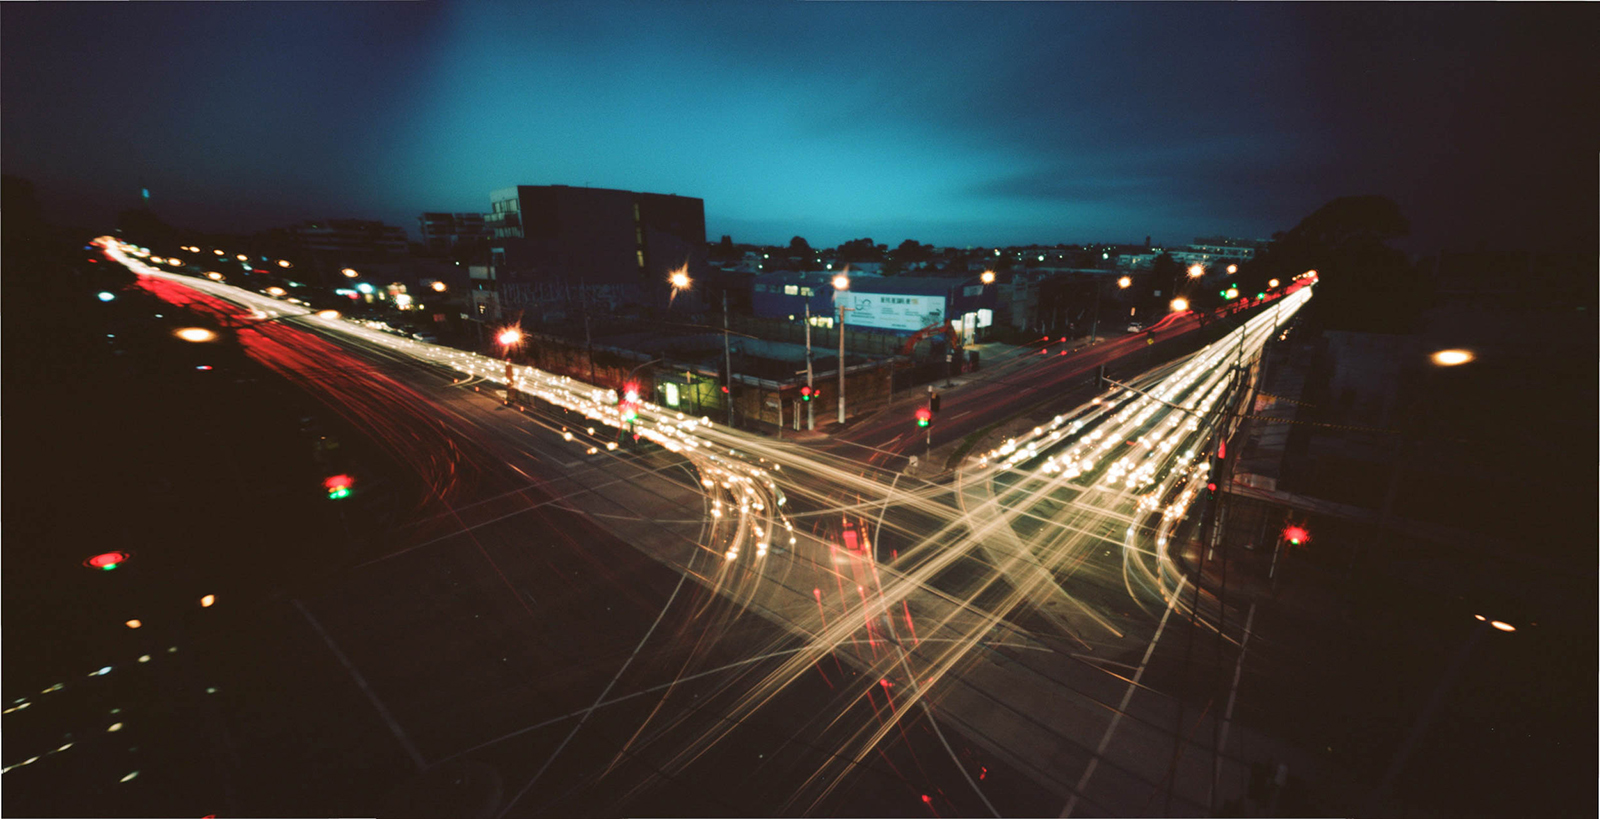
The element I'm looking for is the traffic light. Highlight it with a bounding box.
[915,407,932,428]
[800,385,813,402]
[1282,525,1310,546]
[323,474,354,500]
[623,382,640,403]
[929,392,941,413]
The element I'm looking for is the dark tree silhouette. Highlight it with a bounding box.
[1252,195,1427,333]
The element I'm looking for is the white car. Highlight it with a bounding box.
[1125,323,1144,333]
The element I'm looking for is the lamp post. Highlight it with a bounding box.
[833,274,853,425]
[1363,614,1514,817]
[723,291,734,426]
[804,303,815,431]
[1087,274,1131,344]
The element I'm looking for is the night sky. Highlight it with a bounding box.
[4,1,1594,252]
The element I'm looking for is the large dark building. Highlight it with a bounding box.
[480,185,707,316]
[417,212,487,254]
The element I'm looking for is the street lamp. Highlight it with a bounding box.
[175,327,216,343]
[430,280,447,292]
[980,270,995,284]
[1170,297,1190,312]
[668,266,691,307]
[496,328,522,350]
[341,268,359,278]
[1430,349,1474,367]
[1187,264,1205,278]
[1117,275,1132,289]
[1226,264,1238,275]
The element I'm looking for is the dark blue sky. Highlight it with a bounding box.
[4,2,1594,252]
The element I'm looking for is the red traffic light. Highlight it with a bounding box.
[623,382,640,403]
[915,407,932,428]
[84,551,130,571]
[323,474,354,490]
[1282,525,1310,545]
[799,385,813,401]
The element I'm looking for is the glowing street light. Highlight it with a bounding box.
[341,268,359,278]
[1117,275,1131,289]
[235,254,248,262]
[1268,278,1280,288]
[1430,349,1474,367]
[265,287,286,296]
[980,270,995,284]
[669,269,691,290]
[1187,264,1205,278]
[1170,297,1190,312]
[832,274,850,291]
[315,309,341,319]
[430,280,447,292]
[175,327,216,343]
[205,271,224,281]
[277,259,292,268]
[213,249,224,256]
[1226,264,1238,274]
[496,328,523,348]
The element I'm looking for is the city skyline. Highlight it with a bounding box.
[4,2,1595,253]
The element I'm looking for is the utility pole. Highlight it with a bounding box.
[837,304,854,425]
[723,291,734,427]
[581,276,596,385]
[804,303,815,431]
[1089,278,1102,344]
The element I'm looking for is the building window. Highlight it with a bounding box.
[637,250,645,268]
[754,284,768,293]
[784,285,799,295]
[800,287,814,297]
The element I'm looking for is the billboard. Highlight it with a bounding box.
[837,291,946,332]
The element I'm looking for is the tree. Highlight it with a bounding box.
[788,236,817,271]
[836,238,881,263]
[713,234,737,262]
[1255,195,1427,333]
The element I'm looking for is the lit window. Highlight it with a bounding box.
[784,285,799,295]
[800,287,814,296]
[637,251,645,267]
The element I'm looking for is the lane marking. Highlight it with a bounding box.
[1060,575,1187,817]
[293,599,426,770]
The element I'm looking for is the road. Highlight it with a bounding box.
[87,237,1334,816]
